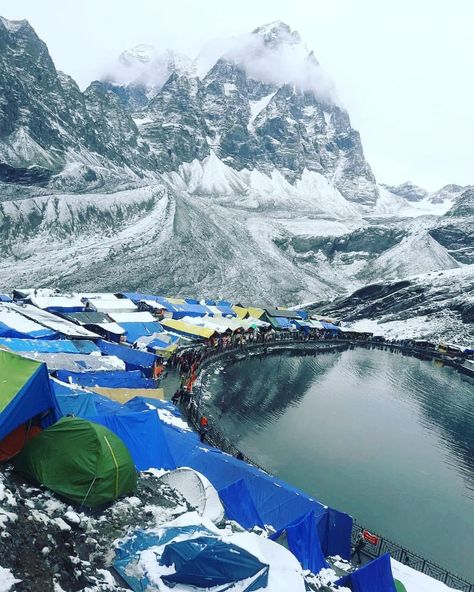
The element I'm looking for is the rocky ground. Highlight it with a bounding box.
[0,467,191,591]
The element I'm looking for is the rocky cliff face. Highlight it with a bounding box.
[0,18,378,204]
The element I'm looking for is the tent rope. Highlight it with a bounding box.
[80,476,97,508]
[103,435,119,498]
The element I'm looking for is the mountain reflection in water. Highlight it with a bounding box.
[201,348,474,581]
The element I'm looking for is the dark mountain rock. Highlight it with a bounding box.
[382,181,428,202]
[444,187,474,217]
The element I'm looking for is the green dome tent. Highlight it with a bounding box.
[14,417,137,508]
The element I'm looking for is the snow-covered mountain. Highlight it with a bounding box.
[0,16,472,338]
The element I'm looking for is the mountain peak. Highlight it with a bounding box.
[0,16,31,34]
[119,44,157,67]
[252,21,301,47]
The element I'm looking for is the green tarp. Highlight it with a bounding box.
[14,417,136,507]
[0,350,41,413]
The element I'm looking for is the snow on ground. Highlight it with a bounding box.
[0,566,21,592]
[391,559,463,592]
[349,312,472,346]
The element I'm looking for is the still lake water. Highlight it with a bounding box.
[201,347,474,580]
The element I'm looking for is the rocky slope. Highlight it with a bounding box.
[312,266,474,344]
[0,16,472,339]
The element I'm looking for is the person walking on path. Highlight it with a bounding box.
[351,531,366,565]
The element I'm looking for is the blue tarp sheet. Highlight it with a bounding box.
[96,340,157,376]
[90,410,175,471]
[169,303,213,319]
[119,292,162,304]
[274,317,292,329]
[146,333,180,352]
[0,360,55,441]
[51,380,99,419]
[118,321,164,343]
[335,553,397,592]
[219,479,265,529]
[321,321,340,331]
[271,511,328,574]
[160,536,269,589]
[114,525,217,591]
[0,321,57,340]
[55,369,156,389]
[0,338,99,355]
[44,305,86,314]
[0,295,13,302]
[296,310,309,320]
[216,305,236,317]
[317,507,353,559]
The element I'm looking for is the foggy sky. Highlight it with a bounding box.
[1,0,473,190]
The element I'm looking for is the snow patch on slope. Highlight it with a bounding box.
[248,92,277,130]
[369,231,461,280]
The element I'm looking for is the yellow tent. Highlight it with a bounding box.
[232,306,249,319]
[88,386,164,404]
[160,318,216,339]
[247,307,265,319]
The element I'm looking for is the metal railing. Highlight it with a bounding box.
[176,339,473,590]
[351,524,473,591]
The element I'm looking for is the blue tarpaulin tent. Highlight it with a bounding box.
[96,340,157,377]
[118,321,164,343]
[146,333,180,353]
[169,302,213,319]
[274,317,292,330]
[160,536,269,589]
[90,410,175,471]
[0,295,13,302]
[321,321,340,332]
[119,292,162,304]
[335,554,397,592]
[55,369,156,389]
[0,338,99,355]
[0,321,57,340]
[216,305,237,317]
[51,380,99,419]
[114,524,218,591]
[219,478,265,530]
[0,351,55,441]
[51,385,175,471]
[271,511,328,574]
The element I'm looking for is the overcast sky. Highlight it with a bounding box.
[2,0,473,190]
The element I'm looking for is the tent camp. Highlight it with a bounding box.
[14,417,137,507]
[0,350,55,442]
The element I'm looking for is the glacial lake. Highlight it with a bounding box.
[201,347,474,580]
